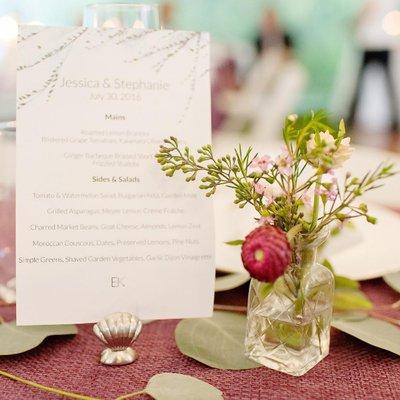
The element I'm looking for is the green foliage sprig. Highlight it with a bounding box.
[156,111,396,236]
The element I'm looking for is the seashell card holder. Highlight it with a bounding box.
[93,312,143,366]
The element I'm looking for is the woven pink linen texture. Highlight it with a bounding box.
[0,280,399,400]
[0,192,399,399]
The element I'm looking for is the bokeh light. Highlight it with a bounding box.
[382,10,400,36]
[0,15,18,43]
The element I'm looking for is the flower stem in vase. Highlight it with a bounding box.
[310,175,322,230]
[155,111,397,376]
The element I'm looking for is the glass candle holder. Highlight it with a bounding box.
[83,3,160,29]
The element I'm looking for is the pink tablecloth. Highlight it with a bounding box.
[1,191,400,399]
[0,280,399,400]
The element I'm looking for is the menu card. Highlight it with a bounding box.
[16,26,214,325]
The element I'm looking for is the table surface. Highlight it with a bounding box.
[0,147,400,399]
[0,280,399,400]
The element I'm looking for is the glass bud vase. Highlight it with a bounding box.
[245,232,334,376]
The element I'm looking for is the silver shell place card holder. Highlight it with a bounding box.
[86,3,157,367]
[93,312,142,366]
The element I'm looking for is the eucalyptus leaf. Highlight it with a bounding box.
[333,310,369,322]
[322,259,370,311]
[332,317,400,356]
[383,272,400,294]
[335,275,359,290]
[0,321,77,355]
[145,373,223,400]
[215,272,249,292]
[334,288,373,311]
[175,311,260,370]
[322,259,360,290]
[321,258,334,272]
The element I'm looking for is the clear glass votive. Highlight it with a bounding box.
[83,3,160,29]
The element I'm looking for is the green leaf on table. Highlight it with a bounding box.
[383,272,400,293]
[334,288,373,311]
[333,310,369,322]
[332,317,400,356]
[322,258,372,312]
[224,240,244,246]
[0,321,77,355]
[175,311,260,370]
[333,276,371,313]
[322,258,334,272]
[322,259,360,290]
[335,275,359,290]
[215,272,250,292]
[145,373,223,400]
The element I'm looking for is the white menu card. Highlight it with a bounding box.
[16,26,214,325]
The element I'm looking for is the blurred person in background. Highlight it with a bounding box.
[348,0,400,150]
[249,34,306,140]
[217,9,306,140]
[160,1,175,29]
[211,57,240,130]
[254,9,285,54]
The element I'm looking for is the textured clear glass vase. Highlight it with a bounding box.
[245,233,334,376]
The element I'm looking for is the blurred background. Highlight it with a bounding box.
[0,0,399,149]
[0,0,400,298]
